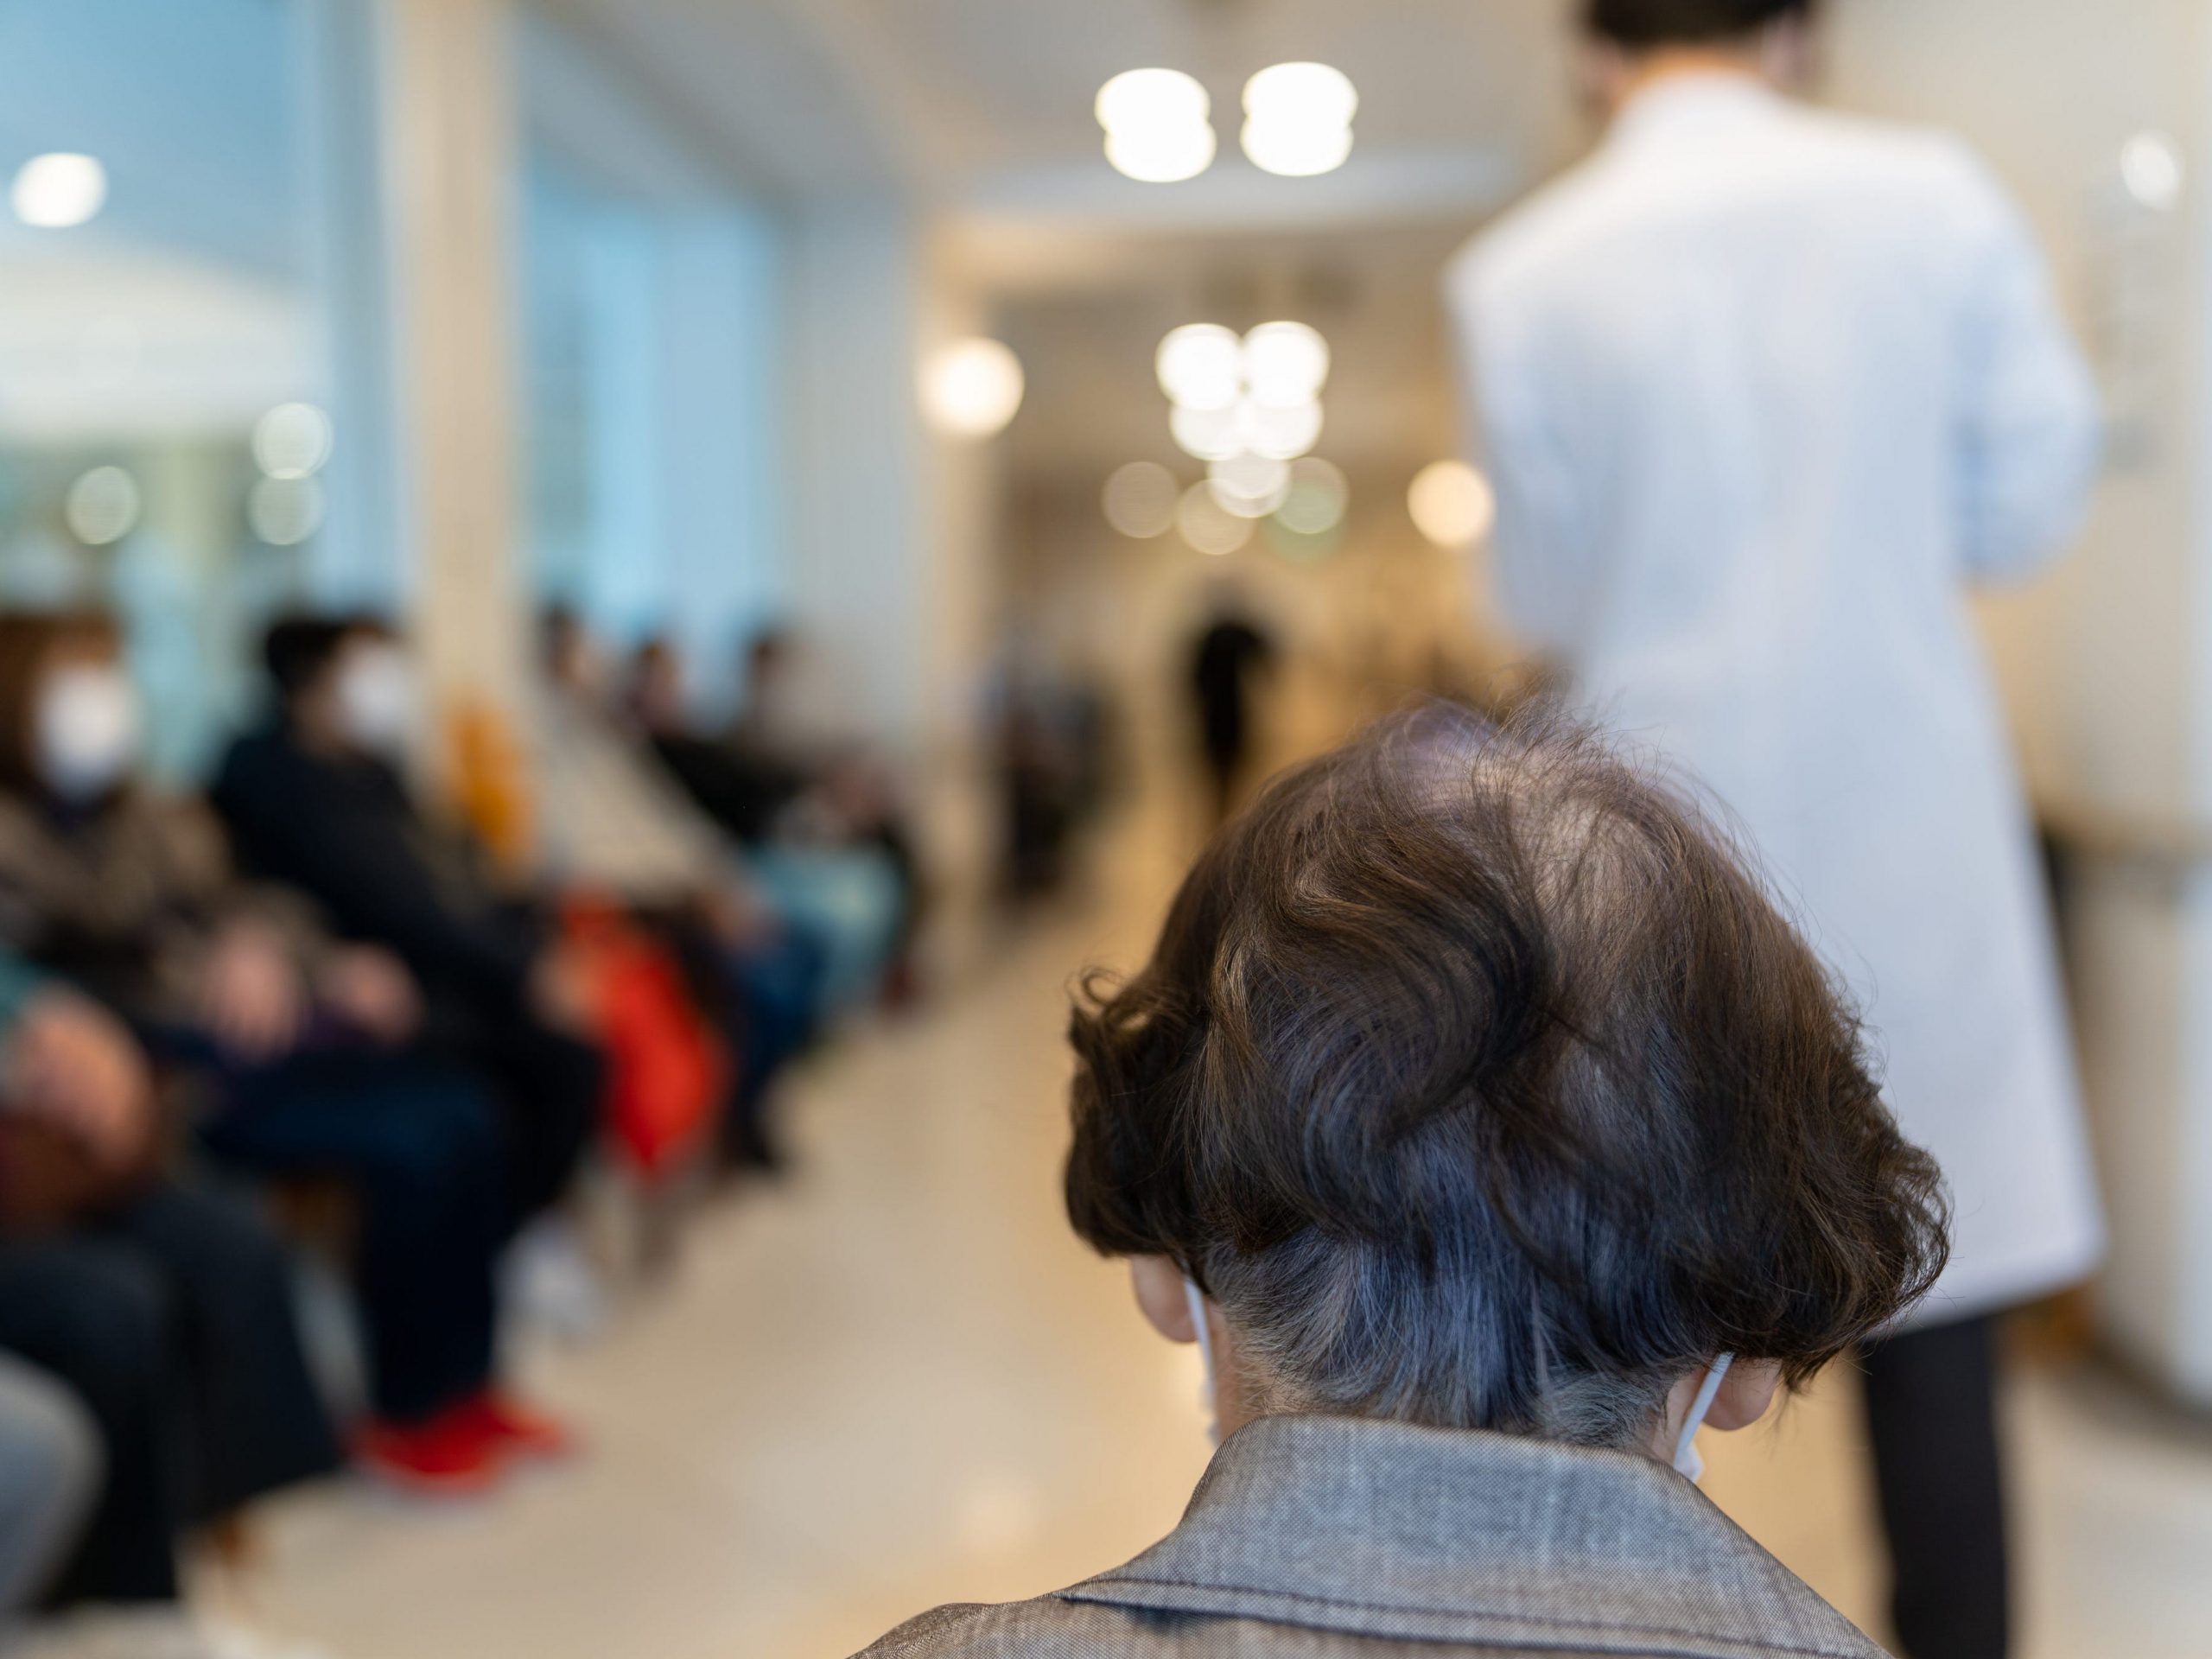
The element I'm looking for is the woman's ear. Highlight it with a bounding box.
[1130,1255,1198,1344]
[1706,1359,1785,1433]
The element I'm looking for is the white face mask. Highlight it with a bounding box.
[1185,1277,1223,1447]
[36,664,141,803]
[336,644,416,759]
[1671,1353,1735,1482]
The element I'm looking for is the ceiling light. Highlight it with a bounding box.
[65,466,140,546]
[1096,68,1210,134]
[1209,454,1293,519]
[1243,398,1324,461]
[253,403,334,480]
[1097,68,1217,184]
[1179,482,1253,556]
[1243,321,1330,406]
[1103,461,1181,539]
[1157,323,1244,410]
[1241,63,1357,178]
[1172,402,1245,463]
[1408,461,1497,548]
[11,153,107,228]
[1277,458,1349,537]
[1243,120,1354,179]
[1244,62,1359,130]
[921,337,1026,439]
[1107,124,1217,185]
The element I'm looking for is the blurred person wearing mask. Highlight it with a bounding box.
[1446,5,2103,1656]
[212,619,605,1260]
[532,609,824,1173]
[861,709,1949,1659]
[0,944,341,1617]
[0,613,563,1493]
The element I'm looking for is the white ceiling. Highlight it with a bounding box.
[540,0,1593,480]
[545,0,1584,210]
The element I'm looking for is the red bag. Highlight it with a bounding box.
[566,903,726,1180]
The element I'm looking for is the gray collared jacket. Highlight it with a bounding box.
[856,1414,1887,1657]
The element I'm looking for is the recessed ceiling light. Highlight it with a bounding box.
[1097,68,1217,183]
[1242,64,1357,178]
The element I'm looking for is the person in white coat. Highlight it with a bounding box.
[1447,3,2104,1656]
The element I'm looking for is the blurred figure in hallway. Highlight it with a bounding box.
[629,636,911,1012]
[1449,3,2105,1656]
[1185,603,1275,830]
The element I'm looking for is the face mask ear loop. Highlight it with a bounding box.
[1672,1353,1735,1481]
[1184,1276,1222,1446]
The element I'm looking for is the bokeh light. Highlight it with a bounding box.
[253,403,335,480]
[921,338,1027,439]
[1276,458,1349,536]
[1408,460,1497,548]
[11,153,107,228]
[1208,453,1292,519]
[2122,131,2184,212]
[1171,401,1245,462]
[1241,64,1358,178]
[1157,323,1244,410]
[250,476,327,546]
[1243,397,1325,461]
[64,466,141,546]
[1097,68,1217,183]
[1178,481,1253,556]
[1103,461,1181,539]
[1243,321,1330,406]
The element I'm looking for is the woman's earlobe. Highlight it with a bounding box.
[1707,1359,1785,1433]
[1129,1255,1198,1344]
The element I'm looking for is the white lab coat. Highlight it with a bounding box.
[1448,73,2105,1323]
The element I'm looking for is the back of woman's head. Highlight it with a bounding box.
[1065,706,1946,1446]
[1584,0,1815,49]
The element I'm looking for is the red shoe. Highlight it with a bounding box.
[356,1409,509,1495]
[457,1389,578,1461]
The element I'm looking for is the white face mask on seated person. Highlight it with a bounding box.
[36,663,142,804]
[335,642,417,760]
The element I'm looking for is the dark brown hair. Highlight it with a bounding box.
[1585,0,1815,48]
[1065,706,1946,1443]
[0,611,123,794]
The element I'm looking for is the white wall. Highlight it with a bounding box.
[1827,0,2212,1397]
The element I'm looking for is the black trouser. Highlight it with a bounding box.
[423,1007,604,1242]
[1861,1313,2009,1659]
[0,1184,340,1604]
[204,1052,505,1427]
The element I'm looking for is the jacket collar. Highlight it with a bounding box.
[1061,1414,1881,1658]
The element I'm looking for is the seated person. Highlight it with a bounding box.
[213,617,604,1241]
[628,637,904,1013]
[0,1353,98,1617]
[0,955,341,1606]
[533,610,824,1171]
[862,708,1948,1658]
[0,613,563,1492]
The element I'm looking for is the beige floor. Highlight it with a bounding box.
[198,821,2212,1659]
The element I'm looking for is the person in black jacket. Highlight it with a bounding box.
[212,619,604,1239]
